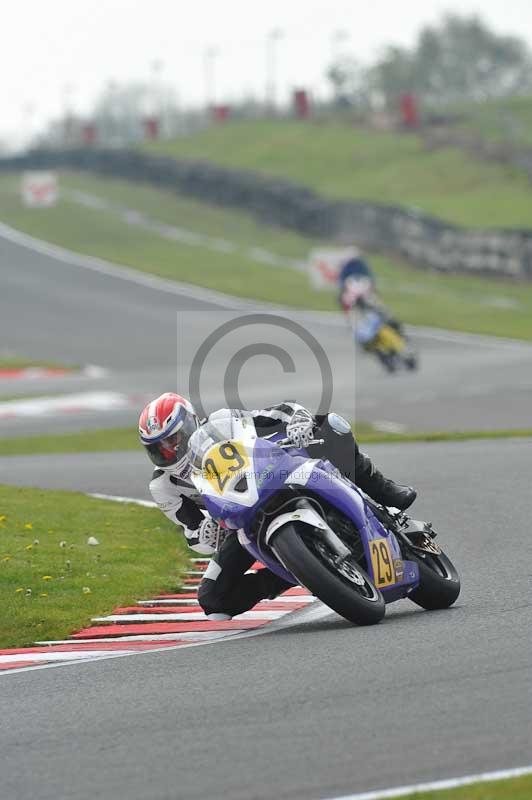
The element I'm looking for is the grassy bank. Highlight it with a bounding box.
[0,485,187,648]
[143,119,532,229]
[454,95,532,147]
[1,172,532,339]
[2,424,532,458]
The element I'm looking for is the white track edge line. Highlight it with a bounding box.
[0,599,323,677]
[324,764,532,800]
[88,492,156,507]
[0,219,529,350]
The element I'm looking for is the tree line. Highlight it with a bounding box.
[328,14,532,108]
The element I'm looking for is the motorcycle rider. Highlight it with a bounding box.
[139,393,416,619]
[337,248,376,314]
[338,249,403,335]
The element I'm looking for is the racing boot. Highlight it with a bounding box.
[355,451,417,510]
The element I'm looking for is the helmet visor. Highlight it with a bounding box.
[144,411,198,469]
[168,413,198,461]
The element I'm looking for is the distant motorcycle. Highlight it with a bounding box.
[355,308,418,373]
[341,276,418,373]
[189,412,460,626]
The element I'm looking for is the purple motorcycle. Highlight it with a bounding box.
[189,411,460,625]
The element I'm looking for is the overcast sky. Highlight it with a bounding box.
[2,0,532,145]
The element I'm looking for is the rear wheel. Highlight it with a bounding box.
[408,550,460,610]
[271,523,385,625]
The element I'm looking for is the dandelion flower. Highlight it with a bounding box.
[15,587,24,593]
[25,544,33,551]
[2,555,11,562]
[82,586,91,594]
[24,522,33,530]
[40,593,48,598]
[42,575,53,581]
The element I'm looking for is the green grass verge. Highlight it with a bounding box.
[394,774,532,799]
[60,171,317,260]
[1,171,532,339]
[453,95,532,148]
[0,171,334,310]
[358,428,532,444]
[143,119,532,229]
[2,424,532,458]
[0,391,74,403]
[0,427,138,456]
[0,357,73,370]
[0,485,188,648]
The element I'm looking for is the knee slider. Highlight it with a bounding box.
[197,580,229,617]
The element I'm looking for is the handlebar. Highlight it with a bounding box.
[276,438,325,449]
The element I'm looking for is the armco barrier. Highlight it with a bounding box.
[1,147,531,279]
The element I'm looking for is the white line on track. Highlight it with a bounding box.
[136,595,316,606]
[324,765,532,800]
[88,493,156,507]
[0,391,140,418]
[0,488,321,676]
[92,610,290,622]
[1,599,326,678]
[0,650,141,664]
[1,220,530,351]
[35,631,245,645]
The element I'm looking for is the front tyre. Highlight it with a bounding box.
[408,550,460,610]
[271,523,385,626]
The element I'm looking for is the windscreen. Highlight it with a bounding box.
[188,410,252,473]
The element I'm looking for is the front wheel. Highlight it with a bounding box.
[408,550,460,610]
[271,523,385,626]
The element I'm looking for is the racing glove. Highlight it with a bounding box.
[286,408,315,449]
[195,518,228,555]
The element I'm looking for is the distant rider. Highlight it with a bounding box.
[338,249,376,314]
[139,393,416,619]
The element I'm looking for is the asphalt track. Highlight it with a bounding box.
[1,224,531,799]
[1,439,531,800]
[2,223,532,438]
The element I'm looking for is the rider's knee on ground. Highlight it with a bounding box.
[197,580,229,616]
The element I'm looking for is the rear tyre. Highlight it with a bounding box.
[271,523,385,626]
[408,550,460,610]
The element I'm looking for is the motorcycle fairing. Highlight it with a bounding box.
[356,310,384,344]
[283,461,419,597]
[190,423,419,595]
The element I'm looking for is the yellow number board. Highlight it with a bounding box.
[369,537,396,589]
[203,440,249,495]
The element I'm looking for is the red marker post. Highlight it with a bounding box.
[293,89,310,119]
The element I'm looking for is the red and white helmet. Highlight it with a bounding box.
[139,393,199,475]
